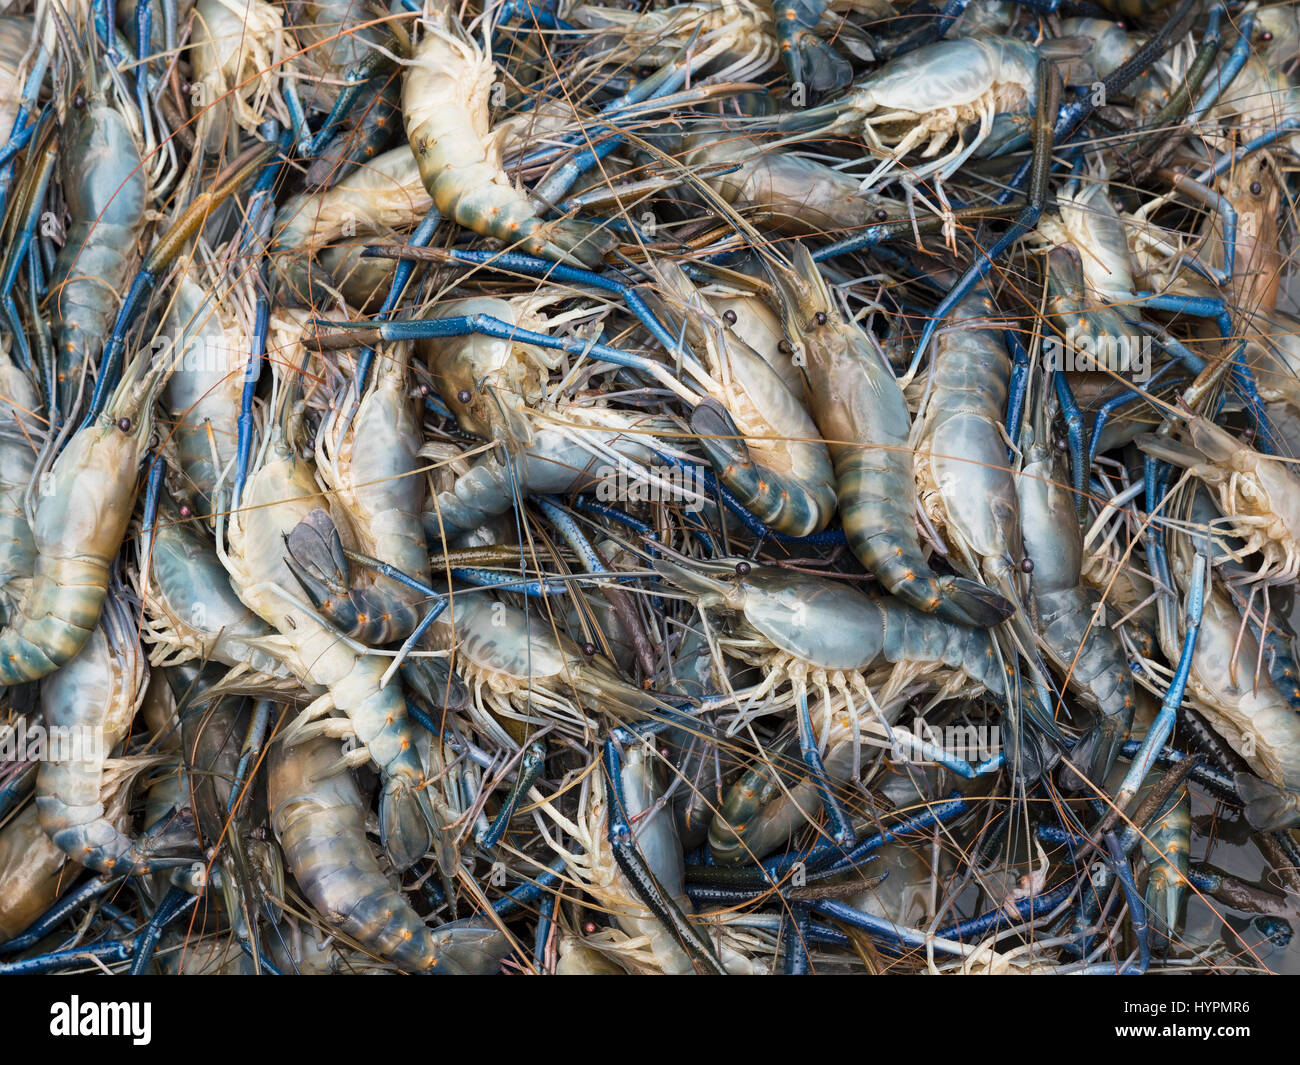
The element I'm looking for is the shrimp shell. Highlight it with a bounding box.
[402,11,612,267]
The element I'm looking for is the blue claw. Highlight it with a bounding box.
[1196,122,1300,184]
[1188,8,1255,124]
[572,494,656,541]
[0,876,124,954]
[934,880,1075,941]
[130,884,200,974]
[0,47,49,178]
[325,311,680,383]
[363,246,685,358]
[282,81,311,152]
[1116,549,1207,803]
[478,741,547,850]
[1053,370,1087,512]
[812,899,972,956]
[140,453,166,564]
[490,857,566,918]
[230,700,273,815]
[0,123,55,305]
[498,0,574,32]
[535,495,611,574]
[304,54,394,158]
[1087,361,1186,468]
[451,566,568,597]
[0,939,135,975]
[1004,329,1031,451]
[1079,833,1150,975]
[685,796,967,888]
[354,205,444,393]
[134,0,153,119]
[782,902,814,975]
[533,890,557,970]
[603,732,728,974]
[234,135,292,505]
[1128,299,1274,445]
[795,689,855,847]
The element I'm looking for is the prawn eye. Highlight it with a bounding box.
[734,560,751,577]
[814,311,827,327]
[1021,557,1034,573]
[117,417,131,432]
[419,383,430,396]
[722,309,737,325]
[874,208,888,222]
[1262,30,1274,40]
[778,339,794,355]
[73,92,85,109]
[581,642,596,657]
[179,504,192,518]
[1250,180,1263,196]
[457,388,472,404]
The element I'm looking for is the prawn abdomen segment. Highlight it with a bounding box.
[0,558,109,682]
[270,738,441,971]
[35,602,163,875]
[404,18,612,267]
[835,447,1012,627]
[690,399,836,537]
[231,456,435,869]
[284,636,436,871]
[328,663,419,769]
[923,414,1022,561]
[796,308,1010,626]
[890,599,1005,694]
[25,555,109,632]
